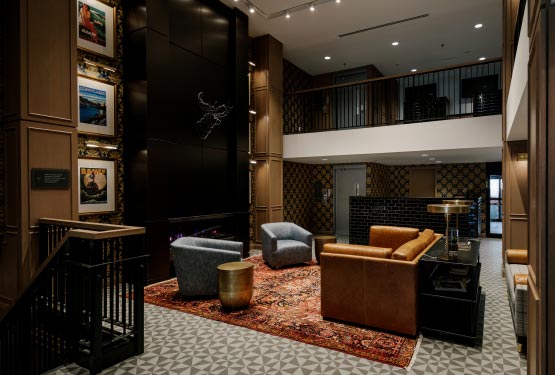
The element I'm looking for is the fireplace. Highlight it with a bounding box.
[169,213,237,242]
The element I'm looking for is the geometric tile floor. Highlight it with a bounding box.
[49,238,527,374]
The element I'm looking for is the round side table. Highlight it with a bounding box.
[217,261,254,310]
[314,235,337,264]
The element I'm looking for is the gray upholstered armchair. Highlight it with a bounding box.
[261,222,313,269]
[170,237,242,297]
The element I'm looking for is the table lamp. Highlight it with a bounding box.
[427,203,470,260]
[442,199,473,233]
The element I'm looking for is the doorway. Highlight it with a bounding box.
[334,165,366,236]
[486,162,502,238]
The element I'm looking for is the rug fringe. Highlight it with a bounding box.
[405,333,423,370]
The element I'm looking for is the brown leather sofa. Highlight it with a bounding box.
[320,225,440,336]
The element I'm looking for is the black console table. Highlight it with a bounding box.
[419,238,482,344]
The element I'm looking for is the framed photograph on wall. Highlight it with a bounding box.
[78,158,116,214]
[77,76,115,136]
[77,0,115,58]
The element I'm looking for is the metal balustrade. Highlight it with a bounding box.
[0,219,147,375]
[284,59,502,134]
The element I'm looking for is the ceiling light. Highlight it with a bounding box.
[322,158,328,161]
[392,41,399,46]
[421,154,428,157]
[336,0,341,3]
[479,57,486,61]
[429,157,436,160]
[411,68,418,72]
[285,10,290,18]
[474,23,483,29]
[324,56,331,60]
[249,4,255,13]
[310,3,315,11]
[436,160,442,163]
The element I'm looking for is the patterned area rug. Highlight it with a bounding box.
[144,255,418,368]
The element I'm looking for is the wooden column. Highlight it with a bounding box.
[253,35,283,243]
[0,0,78,312]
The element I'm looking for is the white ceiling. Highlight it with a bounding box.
[220,0,502,76]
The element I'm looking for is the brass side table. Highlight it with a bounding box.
[217,261,254,310]
[314,235,337,264]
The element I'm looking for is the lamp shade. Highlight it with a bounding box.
[427,203,470,214]
[442,199,473,206]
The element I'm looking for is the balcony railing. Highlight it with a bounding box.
[284,59,502,135]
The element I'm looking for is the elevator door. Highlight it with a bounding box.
[334,166,366,236]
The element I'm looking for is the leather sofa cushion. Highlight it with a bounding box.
[514,273,528,288]
[369,226,419,250]
[323,243,393,259]
[419,229,435,246]
[391,238,427,261]
[507,249,528,265]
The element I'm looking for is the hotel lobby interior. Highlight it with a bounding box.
[0,0,553,374]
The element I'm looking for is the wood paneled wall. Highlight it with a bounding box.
[1,0,78,311]
[253,35,283,242]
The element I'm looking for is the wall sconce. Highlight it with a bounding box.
[517,153,528,161]
[86,140,118,150]
[249,109,257,115]
[249,159,257,165]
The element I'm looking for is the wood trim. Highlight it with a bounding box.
[38,217,145,233]
[288,57,502,95]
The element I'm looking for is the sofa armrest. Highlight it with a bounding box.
[514,284,528,337]
[507,249,528,265]
[291,224,313,247]
[322,243,392,259]
[261,225,278,255]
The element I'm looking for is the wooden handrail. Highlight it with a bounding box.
[38,218,145,234]
[287,57,502,95]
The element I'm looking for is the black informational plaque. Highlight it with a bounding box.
[31,168,70,189]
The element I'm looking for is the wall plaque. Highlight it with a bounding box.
[31,169,71,189]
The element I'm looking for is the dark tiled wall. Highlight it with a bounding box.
[312,164,334,233]
[0,15,4,233]
[283,161,313,231]
[283,59,313,134]
[349,197,482,245]
[366,162,390,196]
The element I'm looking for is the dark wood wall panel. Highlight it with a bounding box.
[26,0,75,123]
[125,0,249,282]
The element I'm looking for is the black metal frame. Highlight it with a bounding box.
[284,60,502,135]
[0,221,147,375]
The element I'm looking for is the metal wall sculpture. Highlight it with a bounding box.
[196,92,233,140]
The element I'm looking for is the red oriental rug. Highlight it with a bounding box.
[144,255,419,368]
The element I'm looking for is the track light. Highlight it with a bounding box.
[310,3,315,11]
[285,10,290,18]
[249,3,255,13]
[336,0,341,3]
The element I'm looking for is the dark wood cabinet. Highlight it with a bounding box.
[419,239,482,344]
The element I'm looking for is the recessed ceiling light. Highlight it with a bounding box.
[436,160,442,163]
[474,23,483,29]
[285,10,290,18]
[249,4,255,13]
[479,57,486,61]
[324,56,331,60]
[421,154,428,157]
[322,158,328,161]
[411,68,418,72]
[310,3,315,11]
[429,157,435,160]
[336,0,341,3]
[392,41,399,46]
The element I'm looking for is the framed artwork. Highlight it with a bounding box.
[77,0,115,58]
[78,158,116,214]
[77,76,115,136]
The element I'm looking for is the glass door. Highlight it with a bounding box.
[487,175,503,237]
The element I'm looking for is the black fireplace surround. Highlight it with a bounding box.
[349,197,482,245]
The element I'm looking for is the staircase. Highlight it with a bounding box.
[0,219,147,374]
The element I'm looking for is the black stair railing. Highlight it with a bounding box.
[284,58,502,134]
[0,218,147,375]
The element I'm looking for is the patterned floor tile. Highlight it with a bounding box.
[47,238,526,375]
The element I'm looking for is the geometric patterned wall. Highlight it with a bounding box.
[283,161,488,234]
[77,0,124,225]
[283,161,313,230]
[283,59,312,134]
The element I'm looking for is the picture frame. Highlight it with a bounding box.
[77,75,116,137]
[78,158,116,215]
[77,0,115,58]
